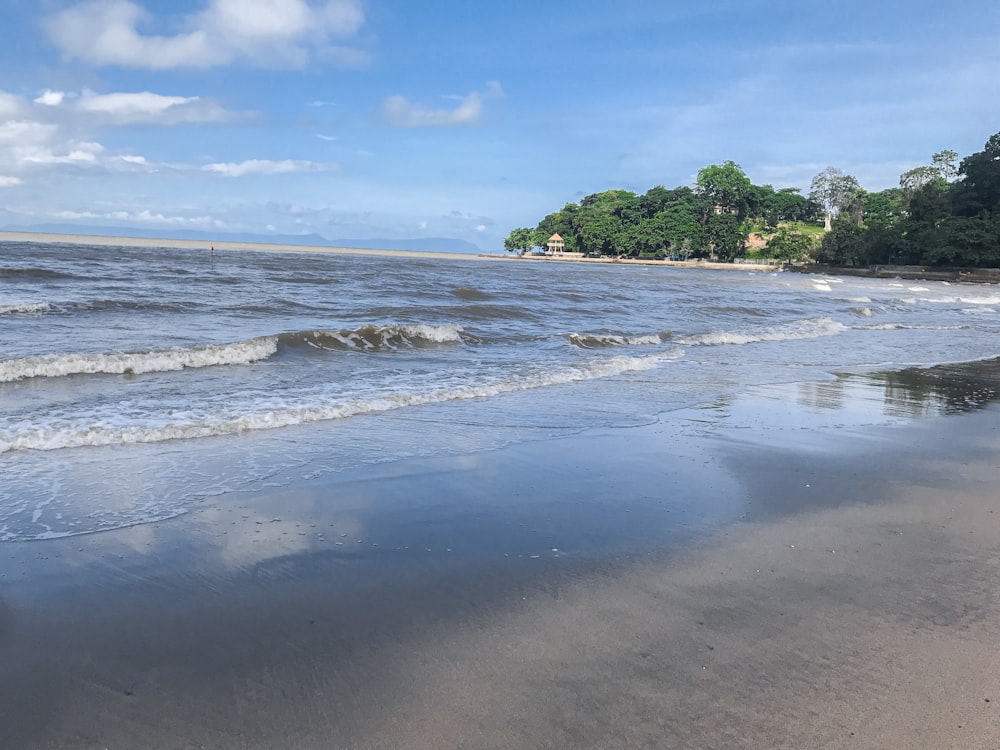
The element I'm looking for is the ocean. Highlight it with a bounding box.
[2,240,998,542]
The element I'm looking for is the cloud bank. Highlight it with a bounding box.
[45,0,367,70]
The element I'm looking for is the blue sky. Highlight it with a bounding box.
[0,0,997,250]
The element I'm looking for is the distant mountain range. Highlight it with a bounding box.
[2,224,484,255]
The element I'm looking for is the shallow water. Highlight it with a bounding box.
[1,241,998,540]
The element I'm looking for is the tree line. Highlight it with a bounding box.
[504,130,1000,268]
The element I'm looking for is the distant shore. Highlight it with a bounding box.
[3,229,997,282]
[0,229,498,263]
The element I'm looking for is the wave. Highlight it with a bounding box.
[0,302,53,315]
[678,317,846,347]
[0,352,671,453]
[0,266,81,280]
[0,323,470,382]
[0,337,279,383]
[266,275,338,285]
[73,298,195,313]
[567,331,668,348]
[450,286,493,301]
[854,323,969,331]
[291,323,468,351]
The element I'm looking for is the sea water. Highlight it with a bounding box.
[1,241,998,540]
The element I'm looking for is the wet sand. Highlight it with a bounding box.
[1,373,999,748]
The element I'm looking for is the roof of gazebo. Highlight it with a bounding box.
[547,233,564,242]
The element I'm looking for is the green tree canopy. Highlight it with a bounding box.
[810,167,862,231]
[696,161,752,219]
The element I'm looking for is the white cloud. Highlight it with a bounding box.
[203,159,335,177]
[78,91,191,116]
[381,83,504,128]
[45,0,367,70]
[0,93,26,116]
[54,208,225,228]
[0,121,59,144]
[315,133,337,141]
[35,90,66,107]
[17,141,105,166]
[76,90,235,124]
[0,176,22,187]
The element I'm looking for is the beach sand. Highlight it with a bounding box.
[1,376,998,748]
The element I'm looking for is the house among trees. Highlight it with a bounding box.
[546,233,566,254]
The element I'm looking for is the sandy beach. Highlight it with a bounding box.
[1,367,998,749]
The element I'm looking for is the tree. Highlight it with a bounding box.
[536,203,580,253]
[863,188,906,230]
[704,212,744,260]
[503,227,534,255]
[932,149,959,181]
[816,219,866,265]
[577,214,622,256]
[899,166,944,199]
[810,167,861,231]
[765,226,816,261]
[696,161,752,219]
[953,131,1000,218]
[751,186,818,229]
[659,204,704,255]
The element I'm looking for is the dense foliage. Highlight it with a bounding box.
[505,131,1000,268]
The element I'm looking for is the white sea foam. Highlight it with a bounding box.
[0,301,53,314]
[567,332,665,348]
[0,336,279,383]
[959,296,1000,305]
[854,323,968,331]
[678,317,846,347]
[0,351,673,453]
[304,323,466,351]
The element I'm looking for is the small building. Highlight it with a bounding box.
[546,233,566,254]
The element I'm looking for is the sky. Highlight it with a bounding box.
[0,0,997,250]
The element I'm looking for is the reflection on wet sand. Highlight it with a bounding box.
[790,357,1000,419]
[1,359,999,748]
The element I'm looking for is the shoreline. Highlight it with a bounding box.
[5,229,996,283]
[0,229,501,263]
[2,365,999,748]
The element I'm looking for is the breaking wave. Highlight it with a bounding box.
[294,323,468,351]
[853,323,969,331]
[0,324,470,382]
[0,352,669,453]
[677,317,847,346]
[0,302,53,315]
[567,331,668,348]
[0,337,279,383]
